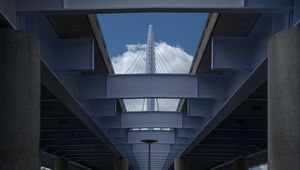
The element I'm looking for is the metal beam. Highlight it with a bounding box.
[79,74,229,99]
[121,111,182,128]
[41,61,122,157]
[132,144,170,153]
[81,99,117,117]
[16,0,292,13]
[0,0,17,29]
[41,151,94,170]
[182,59,267,156]
[22,16,95,71]
[128,131,174,144]
[211,37,256,70]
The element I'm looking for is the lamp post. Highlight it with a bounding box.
[141,139,158,170]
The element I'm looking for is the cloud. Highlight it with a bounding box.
[250,164,268,170]
[111,42,193,111]
[111,41,193,74]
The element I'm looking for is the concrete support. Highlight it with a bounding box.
[55,159,69,170]
[0,29,40,170]
[174,157,189,170]
[268,27,300,170]
[114,157,129,170]
[233,159,249,170]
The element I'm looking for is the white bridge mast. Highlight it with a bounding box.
[145,25,156,111]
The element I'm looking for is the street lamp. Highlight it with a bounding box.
[141,139,158,170]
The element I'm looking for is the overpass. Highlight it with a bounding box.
[0,0,299,170]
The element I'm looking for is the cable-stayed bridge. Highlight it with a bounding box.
[121,25,181,113]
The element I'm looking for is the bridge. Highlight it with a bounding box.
[0,0,299,170]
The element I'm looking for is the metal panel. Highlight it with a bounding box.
[107,74,198,99]
[188,99,215,117]
[183,114,206,129]
[78,74,231,99]
[177,129,196,138]
[211,37,255,70]
[64,0,244,9]
[80,99,116,117]
[132,144,170,153]
[198,75,229,99]
[21,16,95,71]
[121,112,182,128]
[182,59,267,156]
[54,38,94,71]
[17,0,293,13]
[98,115,120,129]
[128,131,175,144]
[79,75,107,99]
[17,0,244,12]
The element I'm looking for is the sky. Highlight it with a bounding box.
[97,13,208,57]
[97,13,208,111]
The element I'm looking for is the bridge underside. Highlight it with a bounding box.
[0,0,299,170]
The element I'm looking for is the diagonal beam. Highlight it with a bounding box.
[182,59,267,156]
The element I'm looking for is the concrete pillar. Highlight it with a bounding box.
[268,27,300,170]
[233,159,249,170]
[0,29,40,170]
[174,158,189,170]
[55,159,69,170]
[114,157,129,170]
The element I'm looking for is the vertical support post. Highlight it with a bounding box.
[142,139,158,170]
[148,142,151,170]
[55,159,69,170]
[268,28,300,170]
[0,29,40,170]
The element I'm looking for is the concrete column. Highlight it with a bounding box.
[268,27,300,170]
[114,157,129,170]
[0,29,40,170]
[55,159,69,170]
[233,159,249,170]
[174,158,189,170]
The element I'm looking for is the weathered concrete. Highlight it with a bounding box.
[0,29,40,170]
[233,158,248,170]
[114,157,129,170]
[55,159,69,170]
[174,157,189,170]
[268,27,300,170]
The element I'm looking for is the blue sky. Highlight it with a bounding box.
[97,13,208,57]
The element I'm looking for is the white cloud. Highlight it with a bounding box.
[250,164,268,170]
[111,42,193,111]
[111,41,193,74]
